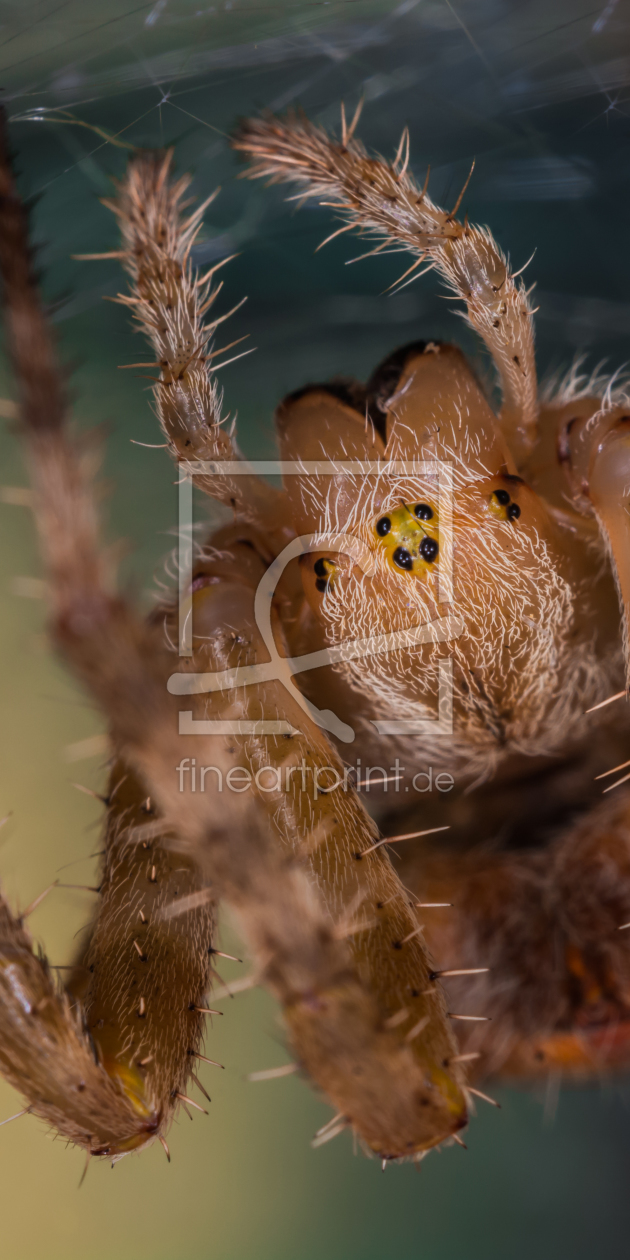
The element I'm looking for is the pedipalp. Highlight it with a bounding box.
[232,108,538,463]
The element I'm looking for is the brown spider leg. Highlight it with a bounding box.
[0,892,163,1157]
[172,562,467,1150]
[587,425,630,680]
[232,110,538,465]
[549,396,630,679]
[0,111,468,1160]
[0,122,221,1154]
[77,765,214,1151]
[103,149,295,553]
[404,789,630,1084]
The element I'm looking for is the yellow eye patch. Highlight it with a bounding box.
[488,488,522,523]
[373,501,439,575]
[314,556,338,591]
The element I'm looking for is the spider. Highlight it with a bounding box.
[0,98,629,1174]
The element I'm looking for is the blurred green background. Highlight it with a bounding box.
[1,1,630,1256]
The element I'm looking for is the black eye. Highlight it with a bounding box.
[420,536,439,563]
[507,503,521,521]
[392,546,413,570]
[376,516,391,536]
[414,503,434,521]
[314,558,328,577]
[493,489,510,505]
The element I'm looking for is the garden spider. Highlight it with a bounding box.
[0,99,630,1172]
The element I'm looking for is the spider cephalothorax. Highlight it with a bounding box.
[273,340,618,785]
[1,103,630,1173]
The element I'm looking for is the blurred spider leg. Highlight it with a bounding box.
[0,114,217,1158]
[0,108,467,1160]
[0,120,206,1158]
[104,149,294,551]
[0,879,169,1158]
[587,421,630,680]
[557,398,630,680]
[232,111,538,463]
[406,792,630,1085]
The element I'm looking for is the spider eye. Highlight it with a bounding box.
[313,556,336,592]
[414,503,434,521]
[507,503,521,521]
[392,546,413,571]
[420,536,439,563]
[376,516,391,536]
[493,488,510,506]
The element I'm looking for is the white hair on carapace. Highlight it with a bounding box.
[306,450,619,782]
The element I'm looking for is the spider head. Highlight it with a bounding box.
[275,341,570,753]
